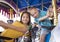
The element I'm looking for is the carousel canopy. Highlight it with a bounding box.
[12,0,60,11]
[2,0,60,11]
[13,0,51,10]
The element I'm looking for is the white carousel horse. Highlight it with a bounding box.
[50,14,60,42]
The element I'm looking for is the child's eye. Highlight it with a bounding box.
[23,16,25,18]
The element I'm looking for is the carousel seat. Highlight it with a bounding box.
[41,26,55,30]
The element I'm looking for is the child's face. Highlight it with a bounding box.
[30,8,39,18]
[22,13,29,25]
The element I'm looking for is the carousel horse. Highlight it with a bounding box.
[1,21,26,38]
[0,21,27,42]
[49,14,60,42]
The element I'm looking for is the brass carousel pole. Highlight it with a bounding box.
[16,0,18,13]
[41,0,43,11]
[9,0,13,20]
[10,8,13,19]
[52,0,58,26]
[4,1,14,42]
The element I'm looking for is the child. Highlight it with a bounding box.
[48,5,54,25]
[17,11,31,42]
[0,11,31,42]
[28,7,52,42]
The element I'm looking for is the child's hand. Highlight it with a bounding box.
[0,21,2,26]
[0,21,5,26]
[32,24,36,28]
[46,10,50,17]
[46,10,53,18]
[36,25,41,28]
[47,7,54,18]
[32,23,41,29]
[0,21,3,26]
[57,7,60,13]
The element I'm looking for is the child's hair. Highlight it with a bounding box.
[28,7,37,11]
[27,7,40,12]
[20,11,31,25]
